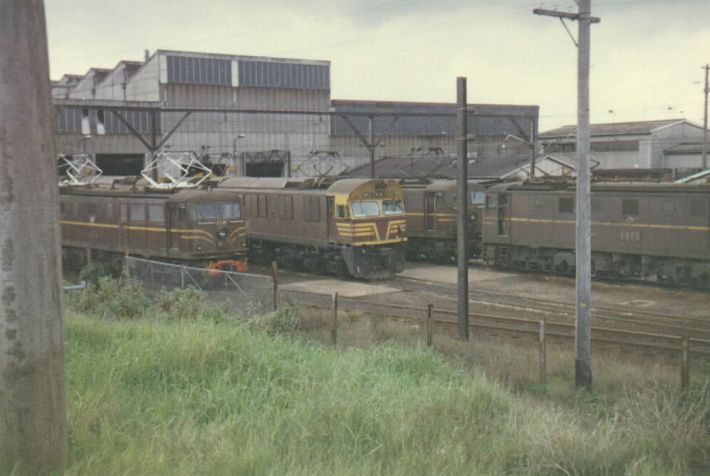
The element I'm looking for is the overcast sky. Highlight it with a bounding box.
[45,0,709,131]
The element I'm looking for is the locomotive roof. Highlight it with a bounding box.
[488,180,710,193]
[399,179,485,193]
[217,177,399,195]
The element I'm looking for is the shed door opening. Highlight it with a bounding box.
[245,161,285,177]
[95,153,145,175]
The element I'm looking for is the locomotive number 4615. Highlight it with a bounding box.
[619,230,641,243]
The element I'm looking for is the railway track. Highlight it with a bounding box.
[390,275,710,340]
[284,289,710,357]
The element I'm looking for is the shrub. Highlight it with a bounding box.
[247,300,300,336]
[79,262,112,285]
[67,275,149,320]
[154,287,232,323]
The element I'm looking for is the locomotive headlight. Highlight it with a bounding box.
[216,228,228,240]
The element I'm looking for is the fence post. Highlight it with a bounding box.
[271,261,278,312]
[426,304,433,347]
[681,335,690,390]
[539,318,547,385]
[331,292,338,346]
[180,267,185,289]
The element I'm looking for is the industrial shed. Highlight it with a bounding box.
[52,49,539,179]
[541,119,705,171]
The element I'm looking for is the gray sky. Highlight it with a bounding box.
[45,0,709,131]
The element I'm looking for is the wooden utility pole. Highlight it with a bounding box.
[534,0,599,390]
[0,0,68,472]
[703,64,709,170]
[456,77,470,341]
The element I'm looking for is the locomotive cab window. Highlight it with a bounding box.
[383,198,404,215]
[224,203,241,220]
[195,203,221,222]
[558,197,574,214]
[622,199,639,217]
[336,205,349,218]
[470,192,485,205]
[352,200,380,217]
[485,195,497,209]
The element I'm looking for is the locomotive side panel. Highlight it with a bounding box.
[242,192,330,247]
[482,182,710,287]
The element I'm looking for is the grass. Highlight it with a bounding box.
[45,305,706,475]
[7,277,700,475]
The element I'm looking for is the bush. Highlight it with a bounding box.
[67,275,149,320]
[247,300,300,336]
[79,262,112,285]
[154,287,232,323]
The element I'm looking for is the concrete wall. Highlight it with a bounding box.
[125,57,160,101]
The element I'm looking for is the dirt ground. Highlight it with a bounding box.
[275,261,710,320]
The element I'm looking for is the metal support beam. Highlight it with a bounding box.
[339,114,400,178]
[156,111,192,150]
[456,77,469,341]
[109,110,153,151]
[0,0,67,472]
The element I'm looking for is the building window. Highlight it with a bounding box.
[622,199,639,216]
[558,197,574,214]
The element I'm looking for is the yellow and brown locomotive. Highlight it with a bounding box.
[216,177,407,279]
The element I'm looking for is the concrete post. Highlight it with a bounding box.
[0,0,68,472]
[575,0,593,390]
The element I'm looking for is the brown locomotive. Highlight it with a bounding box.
[216,177,407,279]
[60,176,247,272]
[401,179,485,261]
[482,180,710,289]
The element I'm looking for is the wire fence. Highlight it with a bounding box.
[125,257,275,315]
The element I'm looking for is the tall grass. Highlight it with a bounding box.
[58,310,708,475]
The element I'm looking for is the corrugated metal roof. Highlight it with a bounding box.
[541,119,688,139]
[664,143,704,155]
[340,153,531,180]
[330,100,538,138]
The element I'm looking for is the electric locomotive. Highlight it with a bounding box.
[482,179,710,289]
[60,176,247,272]
[401,179,485,261]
